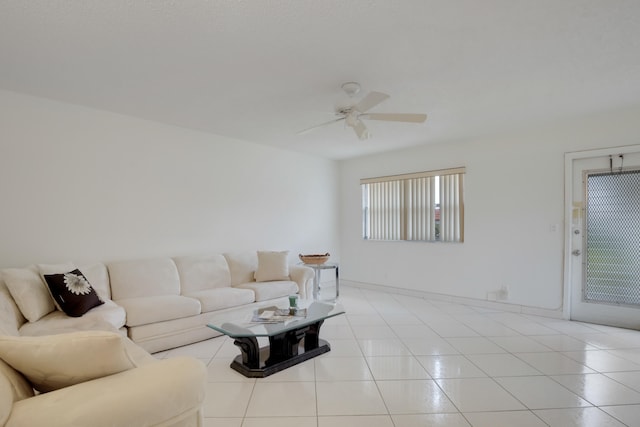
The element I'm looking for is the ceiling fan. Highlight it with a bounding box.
[299,82,427,140]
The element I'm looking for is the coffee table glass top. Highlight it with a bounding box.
[207,301,344,338]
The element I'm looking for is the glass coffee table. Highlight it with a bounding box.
[207,301,345,378]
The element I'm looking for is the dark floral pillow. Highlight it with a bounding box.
[43,269,104,317]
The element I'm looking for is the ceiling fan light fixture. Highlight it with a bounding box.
[297,83,427,140]
[341,81,361,97]
[352,119,370,140]
[345,112,358,127]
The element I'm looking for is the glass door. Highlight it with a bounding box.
[569,150,640,328]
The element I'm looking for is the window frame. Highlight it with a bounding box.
[361,167,465,242]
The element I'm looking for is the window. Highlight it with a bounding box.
[361,167,465,242]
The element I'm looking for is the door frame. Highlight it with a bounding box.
[563,144,640,320]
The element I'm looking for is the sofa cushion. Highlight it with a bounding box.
[126,316,220,353]
[2,266,55,322]
[0,331,138,393]
[6,357,206,427]
[174,254,231,293]
[235,280,298,302]
[43,269,104,317]
[185,287,255,312]
[116,295,201,327]
[254,250,290,282]
[0,281,23,336]
[78,262,111,300]
[0,358,34,402]
[224,252,258,286]
[108,258,181,300]
[18,299,126,336]
[0,358,35,426]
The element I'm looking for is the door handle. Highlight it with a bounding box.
[572,249,581,256]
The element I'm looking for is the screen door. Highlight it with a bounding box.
[570,151,640,328]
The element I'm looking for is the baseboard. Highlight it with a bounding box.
[340,280,564,320]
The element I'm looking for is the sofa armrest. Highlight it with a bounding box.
[289,265,314,299]
[6,357,207,427]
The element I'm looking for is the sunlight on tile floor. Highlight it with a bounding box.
[154,286,640,427]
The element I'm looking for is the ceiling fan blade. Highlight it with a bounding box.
[297,117,345,135]
[360,113,427,123]
[352,119,370,140]
[354,91,390,113]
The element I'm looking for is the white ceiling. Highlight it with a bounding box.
[1,1,640,160]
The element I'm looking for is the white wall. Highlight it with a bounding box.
[339,105,640,311]
[0,90,339,268]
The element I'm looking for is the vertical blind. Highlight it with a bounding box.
[361,167,465,242]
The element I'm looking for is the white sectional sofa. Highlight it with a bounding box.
[108,252,312,352]
[0,251,313,352]
[0,250,313,426]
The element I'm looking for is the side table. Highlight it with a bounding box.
[302,262,339,300]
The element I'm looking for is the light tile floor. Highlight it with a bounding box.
[154,286,640,426]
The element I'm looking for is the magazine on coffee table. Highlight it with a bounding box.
[250,306,307,323]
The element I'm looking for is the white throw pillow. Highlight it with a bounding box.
[254,251,290,282]
[37,262,77,276]
[0,331,138,393]
[2,266,55,322]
